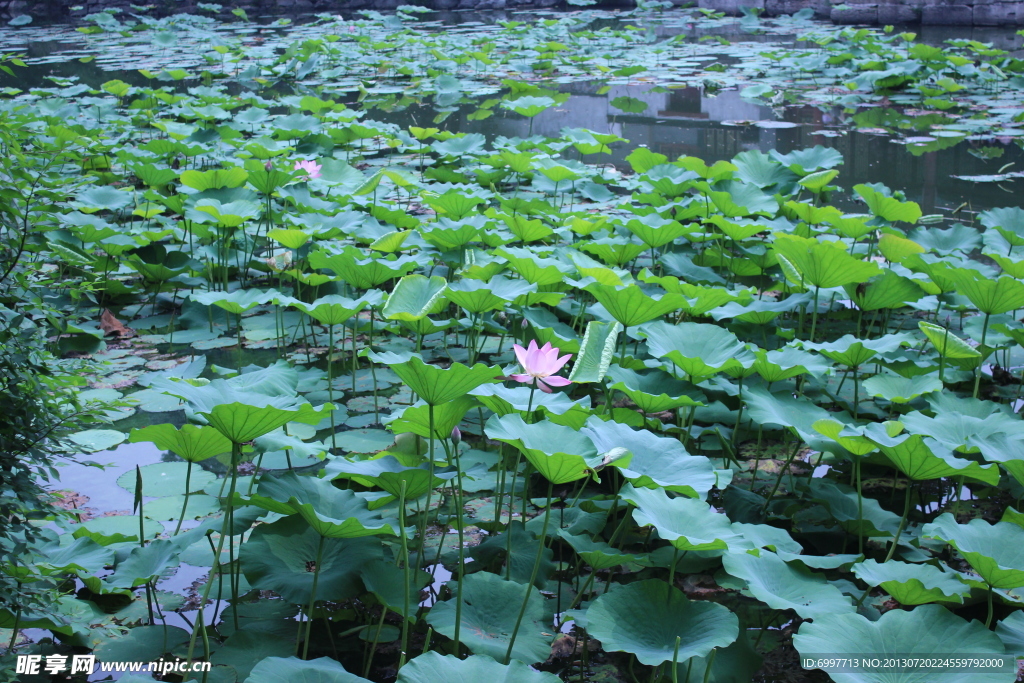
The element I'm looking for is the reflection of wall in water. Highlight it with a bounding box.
[448,81,1023,215]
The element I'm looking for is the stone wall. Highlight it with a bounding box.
[0,0,1020,24]
[698,0,1023,25]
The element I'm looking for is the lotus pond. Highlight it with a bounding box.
[3,5,1024,683]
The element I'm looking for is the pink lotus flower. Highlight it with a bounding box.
[511,340,572,393]
[294,159,322,180]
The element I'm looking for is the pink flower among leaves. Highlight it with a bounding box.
[293,159,322,180]
[511,340,572,393]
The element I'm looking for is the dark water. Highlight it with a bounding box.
[4,18,1022,219]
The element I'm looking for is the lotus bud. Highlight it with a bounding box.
[450,427,461,445]
[264,160,273,171]
[521,318,529,329]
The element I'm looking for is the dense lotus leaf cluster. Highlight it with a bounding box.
[1,7,1024,683]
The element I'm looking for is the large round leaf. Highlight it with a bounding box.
[585,579,738,666]
[398,652,560,683]
[239,515,382,604]
[129,423,231,462]
[210,630,295,680]
[582,418,717,499]
[69,428,127,453]
[244,656,370,683]
[117,462,217,497]
[852,559,970,605]
[639,321,754,380]
[922,514,1024,589]
[793,604,1013,683]
[620,484,743,551]
[485,414,603,485]
[244,470,399,538]
[95,625,190,663]
[722,550,855,619]
[366,351,501,406]
[425,572,552,664]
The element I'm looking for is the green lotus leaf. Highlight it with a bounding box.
[621,483,743,551]
[918,321,982,360]
[420,218,482,250]
[366,351,500,406]
[485,414,603,485]
[309,248,420,289]
[117,462,217,496]
[360,559,432,622]
[751,346,829,382]
[812,419,878,456]
[854,183,922,224]
[996,611,1024,656]
[244,656,370,683]
[586,283,686,328]
[738,386,835,443]
[470,384,589,418]
[951,270,1024,315]
[496,246,564,285]
[804,479,901,538]
[844,270,923,310]
[909,223,981,255]
[585,579,738,666]
[326,455,451,500]
[625,147,668,174]
[922,514,1024,589]
[292,291,384,325]
[773,234,881,289]
[245,471,399,538]
[799,168,839,191]
[801,333,914,367]
[180,167,248,191]
[399,652,560,683]
[105,539,181,589]
[383,275,448,321]
[706,180,779,217]
[423,190,485,220]
[852,559,970,605]
[733,149,797,189]
[579,237,647,267]
[567,320,620,383]
[862,372,943,403]
[722,550,855,619]
[581,418,716,498]
[191,288,278,315]
[624,213,691,249]
[606,365,705,413]
[864,424,999,485]
[386,396,476,440]
[74,185,133,213]
[979,206,1024,247]
[239,515,383,604]
[69,428,127,453]
[706,215,769,241]
[95,625,190,664]
[679,156,737,181]
[210,630,296,680]
[639,321,754,380]
[793,605,1012,683]
[610,96,647,113]
[558,530,643,570]
[425,572,552,664]
[36,537,114,575]
[770,146,843,174]
[190,199,261,227]
[129,423,231,462]
[446,277,533,313]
